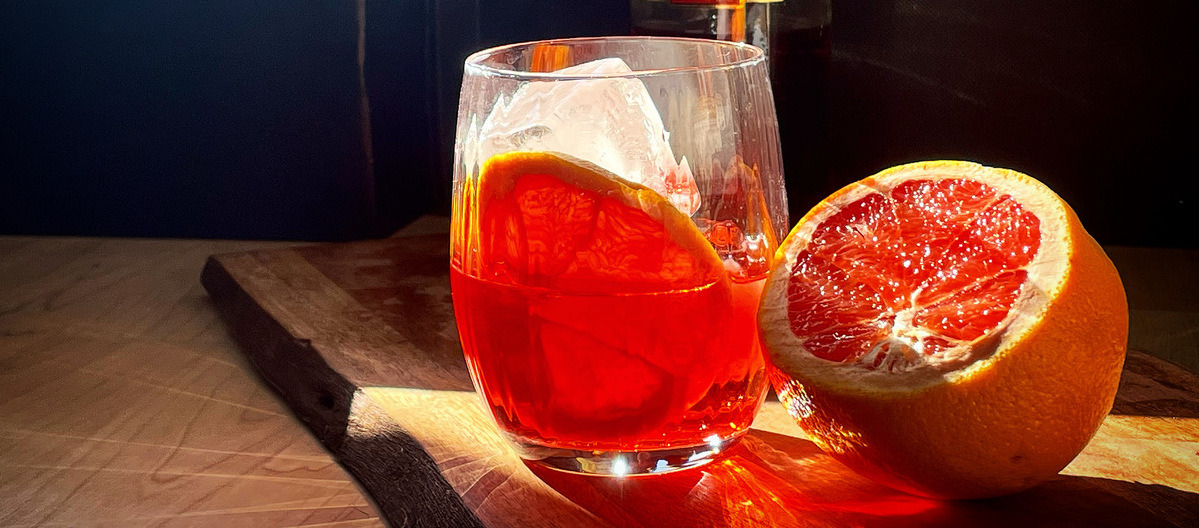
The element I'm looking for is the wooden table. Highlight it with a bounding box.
[0,236,384,527]
[3,217,1198,527]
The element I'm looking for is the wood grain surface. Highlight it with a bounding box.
[201,224,1199,528]
[0,237,385,527]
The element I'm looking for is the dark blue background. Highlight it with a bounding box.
[2,1,1195,246]
[1,1,632,240]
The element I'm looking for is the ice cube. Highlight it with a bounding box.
[477,58,700,216]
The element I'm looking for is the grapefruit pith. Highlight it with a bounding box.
[758,160,1128,499]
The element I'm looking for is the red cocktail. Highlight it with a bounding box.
[451,37,787,475]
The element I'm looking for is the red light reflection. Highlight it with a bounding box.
[525,430,942,527]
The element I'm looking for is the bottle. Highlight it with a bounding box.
[744,0,774,61]
[768,0,831,73]
[630,0,747,42]
[630,0,833,220]
[768,0,832,220]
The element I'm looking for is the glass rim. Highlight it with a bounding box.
[463,36,766,80]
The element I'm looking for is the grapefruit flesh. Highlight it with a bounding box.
[759,161,1128,499]
[786,176,1041,368]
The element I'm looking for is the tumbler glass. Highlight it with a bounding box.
[451,37,788,475]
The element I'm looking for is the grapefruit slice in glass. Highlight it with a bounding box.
[476,151,724,294]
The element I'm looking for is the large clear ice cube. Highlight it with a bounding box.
[477,58,699,216]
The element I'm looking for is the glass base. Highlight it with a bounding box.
[512,430,747,476]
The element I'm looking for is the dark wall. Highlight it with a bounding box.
[786,0,1197,247]
[4,3,385,240]
[2,1,1194,246]
[0,1,629,241]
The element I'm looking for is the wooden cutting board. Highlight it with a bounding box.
[201,231,1199,528]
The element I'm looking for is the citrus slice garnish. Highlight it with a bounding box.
[759,161,1128,498]
[477,150,724,294]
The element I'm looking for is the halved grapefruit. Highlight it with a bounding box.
[758,160,1128,499]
